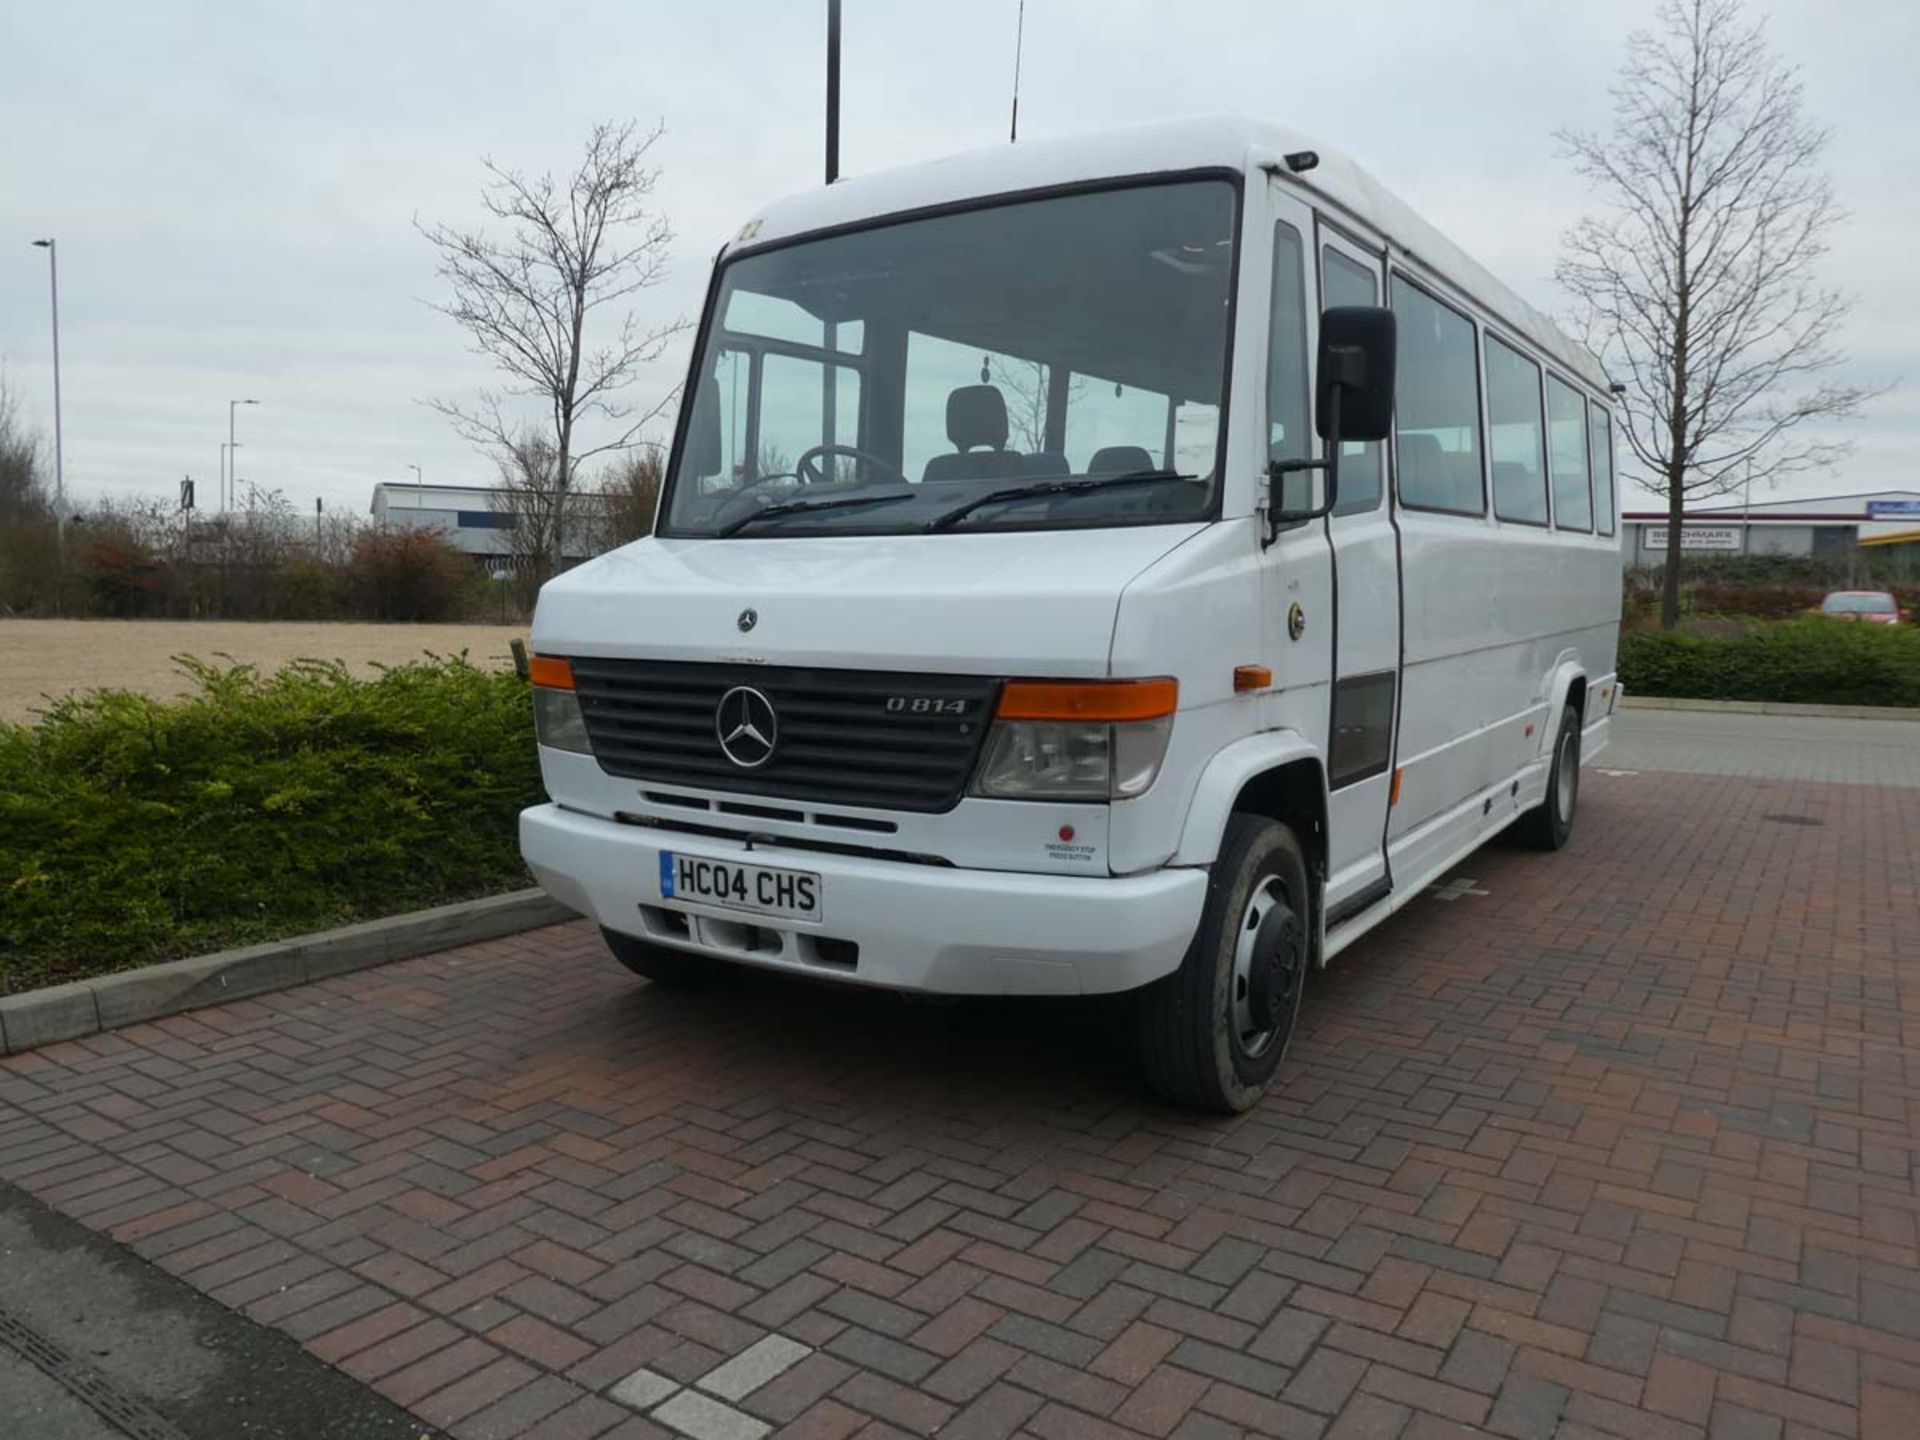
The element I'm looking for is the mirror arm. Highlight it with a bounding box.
[1263,384,1344,547]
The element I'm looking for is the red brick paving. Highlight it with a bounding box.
[3,770,1918,1439]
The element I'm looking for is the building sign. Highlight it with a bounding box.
[1643,525,1744,552]
[1866,500,1920,518]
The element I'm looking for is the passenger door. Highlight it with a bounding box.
[1318,230,1399,912]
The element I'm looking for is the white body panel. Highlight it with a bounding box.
[533,526,1205,677]
[522,116,1621,996]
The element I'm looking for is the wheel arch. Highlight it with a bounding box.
[1173,731,1328,883]
[1540,658,1589,757]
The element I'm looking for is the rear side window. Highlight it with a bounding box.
[1484,335,1548,525]
[1390,275,1483,516]
[1547,376,1593,531]
[1590,403,1617,536]
[1267,222,1311,467]
[1266,221,1314,520]
[1323,248,1383,515]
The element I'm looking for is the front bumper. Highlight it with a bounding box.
[520,803,1207,996]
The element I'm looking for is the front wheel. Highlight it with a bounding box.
[1515,703,1581,850]
[1134,814,1313,1113]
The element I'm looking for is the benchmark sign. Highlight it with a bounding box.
[1643,526,1744,552]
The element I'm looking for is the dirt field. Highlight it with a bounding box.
[0,620,529,724]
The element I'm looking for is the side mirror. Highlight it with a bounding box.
[683,353,728,479]
[1316,305,1396,443]
[1266,305,1397,540]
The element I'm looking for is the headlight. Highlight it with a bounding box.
[530,655,594,754]
[971,679,1176,801]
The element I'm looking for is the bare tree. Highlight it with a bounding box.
[595,445,665,548]
[0,369,50,520]
[1557,0,1878,628]
[491,429,565,602]
[987,359,1084,457]
[421,120,686,576]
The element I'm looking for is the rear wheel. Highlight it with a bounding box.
[600,927,733,987]
[1516,703,1581,850]
[1134,814,1313,1113]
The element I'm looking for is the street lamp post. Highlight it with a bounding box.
[229,398,259,511]
[30,240,63,538]
[406,464,423,526]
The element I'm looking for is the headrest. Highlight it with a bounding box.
[946,385,1009,452]
[1089,445,1155,476]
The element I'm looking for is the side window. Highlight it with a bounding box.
[1546,376,1593,531]
[1483,335,1548,525]
[1267,221,1310,471]
[1390,275,1484,515]
[1064,375,1169,472]
[902,333,1037,481]
[1171,400,1220,477]
[755,353,863,481]
[1322,248,1383,514]
[1590,403,1617,536]
[725,291,865,355]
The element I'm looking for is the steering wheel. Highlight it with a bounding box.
[793,442,909,488]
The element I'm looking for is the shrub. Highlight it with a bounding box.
[1619,617,1920,706]
[0,655,541,993]
[346,527,478,621]
[267,556,353,619]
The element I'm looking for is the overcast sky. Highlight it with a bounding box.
[2,0,1912,519]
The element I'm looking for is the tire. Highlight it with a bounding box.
[600,927,733,987]
[1134,814,1313,1113]
[1516,703,1581,850]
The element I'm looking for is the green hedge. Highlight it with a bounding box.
[1,656,541,994]
[1619,617,1920,706]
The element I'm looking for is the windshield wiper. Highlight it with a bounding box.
[923,471,1195,533]
[716,490,915,538]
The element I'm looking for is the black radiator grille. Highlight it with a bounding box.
[569,658,1000,813]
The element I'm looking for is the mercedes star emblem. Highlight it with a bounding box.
[737,608,758,632]
[715,686,778,768]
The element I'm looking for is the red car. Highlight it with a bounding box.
[1820,590,1904,624]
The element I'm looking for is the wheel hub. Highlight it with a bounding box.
[1232,877,1302,1058]
[1246,904,1299,1032]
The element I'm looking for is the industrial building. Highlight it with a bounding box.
[368,481,606,565]
[1621,490,1920,564]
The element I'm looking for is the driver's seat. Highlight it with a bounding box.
[922,386,1027,484]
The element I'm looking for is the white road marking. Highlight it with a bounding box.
[697,1335,812,1401]
[653,1388,773,1440]
[611,1367,681,1411]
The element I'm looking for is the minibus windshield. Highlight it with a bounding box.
[661,177,1238,538]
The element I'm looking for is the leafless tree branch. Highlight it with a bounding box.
[1554,0,1885,626]
[419,120,688,576]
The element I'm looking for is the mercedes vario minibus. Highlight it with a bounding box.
[521,116,1622,1112]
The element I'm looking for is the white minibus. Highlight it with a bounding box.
[521,116,1622,1111]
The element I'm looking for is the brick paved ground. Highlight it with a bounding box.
[3,769,1918,1440]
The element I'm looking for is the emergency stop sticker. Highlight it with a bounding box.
[1044,840,1098,865]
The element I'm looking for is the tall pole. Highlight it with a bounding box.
[229,397,258,512]
[825,0,841,184]
[30,240,63,538]
[1010,0,1026,142]
[407,463,423,526]
[1742,458,1753,556]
